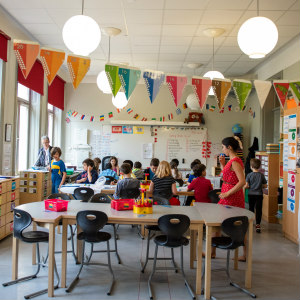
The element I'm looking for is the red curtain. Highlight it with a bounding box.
[48,76,65,110]
[18,60,44,95]
[0,30,11,62]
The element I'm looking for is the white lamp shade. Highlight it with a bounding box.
[237,16,278,59]
[97,71,111,94]
[62,15,101,56]
[112,92,128,109]
[186,93,200,110]
[203,70,224,95]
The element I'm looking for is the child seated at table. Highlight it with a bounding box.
[187,164,212,203]
[113,163,140,199]
[50,147,67,194]
[133,161,144,179]
[93,157,101,174]
[144,158,159,180]
[76,158,98,184]
[170,160,183,180]
[99,162,119,182]
[187,159,201,183]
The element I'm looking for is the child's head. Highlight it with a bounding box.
[51,147,62,159]
[109,156,118,167]
[170,161,178,170]
[190,159,201,169]
[193,164,206,177]
[250,158,261,170]
[134,161,142,169]
[82,158,94,171]
[170,158,179,167]
[123,160,133,169]
[105,162,112,170]
[150,158,159,173]
[94,157,101,169]
[155,161,171,178]
[120,163,132,175]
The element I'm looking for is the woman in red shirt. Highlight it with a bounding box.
[187,164,212,203]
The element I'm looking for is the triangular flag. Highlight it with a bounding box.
[166,75,187,107]
[233,79,252,111]
[40,47,65,85]
[273,80,289,108]
[105,64,122,97]
[212,78,232,110]
[67,54,90,89]
[289,80,300,104]
[14,40,40,79]
[253,80,272,108]
[118,66,141,100]
[192,76,212,110]
[143,70,165,103]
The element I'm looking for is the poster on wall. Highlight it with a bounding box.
[283,139,289,171]
[122,126,133,134]
[287,171,296,214]
[112,126,122,134]
[297,127,300,168]
[288,114,297,171]
[133,126,144,134]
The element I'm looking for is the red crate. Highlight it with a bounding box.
[44,199,69,212]
[111,199,134,211]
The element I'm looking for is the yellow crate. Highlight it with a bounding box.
[133,205,153,214]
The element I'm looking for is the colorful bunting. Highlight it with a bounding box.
[219,107,225,114]
[206,104,209,110]
[168,113,173,120]
[81,115,85,120]
[183,103,187,109]
[212,79,232,110]
[127,108,133,114]
[118,66,141,100]
[233,79,252,111]
[228,105,232,111]
[209,105,216,112]
[176,108,182,115]
[100,115,104,121]
[289,81,300,103]
[67,54,90,89]
[191,76,212,110]
[40,47,65,85]
[143,70,165,104]
[133,114,139,119]
[90,116,94,122]
[105,64,122,97]
[14,40,40,79]
[273,80,290,108]
[108,112,113,118]
[166,75,187,107]
[253,80,272,108]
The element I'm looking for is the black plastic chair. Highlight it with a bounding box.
[88,193,121,264]
[147,214,195,300]
[211,216,256,299]
[120,187,140,199]
[208,189,221,204]
[66,210,115,295]
[102,156,111,170]
[2,209,60,299]
[74,187,94,202]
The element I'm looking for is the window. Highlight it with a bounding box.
[48,103,54,144]
[0,59,4,173]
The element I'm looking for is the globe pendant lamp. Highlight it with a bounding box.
[62,0,101,56]
[203,28,225,95]
[237,0,278,58]
[112,91,128,109]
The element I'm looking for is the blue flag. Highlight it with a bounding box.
[143,70,165,103]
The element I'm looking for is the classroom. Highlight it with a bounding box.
[0,0,299,299]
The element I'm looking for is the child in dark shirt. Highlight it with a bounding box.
[76,158,98,184]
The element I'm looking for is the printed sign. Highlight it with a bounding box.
[122,126,133,134]
[112,126,122,134]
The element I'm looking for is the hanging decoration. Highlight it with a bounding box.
[192,76,212,109]
[143,70,165,104]
[67,54,90,89]
[212,78,232,110]
[253,80,272,108]
[105,64,122,97]
[108,112,113,118]
[118,66,141,100]
[40,47,65,85]
[176,108,182,115]
[232,79,252,111]
[289,81,300,103]
[166,75,187,107]
[100,115,104,121]
[13,40,40,79]
[273,80,290,108]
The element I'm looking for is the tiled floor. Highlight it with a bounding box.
[0,221,299,300]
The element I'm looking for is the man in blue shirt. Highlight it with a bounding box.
[99,162,119,182]
[76,158,98,184]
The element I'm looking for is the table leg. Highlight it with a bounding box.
[48,223,55,297]
[76,224,83,264]
[32,222,37,265]
[57,226,61,234]
[204,226,212,300]
[61,219,68,288]
[141,224,145,237]
[234,248,239,270]
[245,219,253,288]
[190,230,196,269]
[12,237,19,280]
[196,224,203,295]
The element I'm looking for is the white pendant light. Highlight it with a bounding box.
[112,91,128,109]
[237,0,278,58]
[62,0,101,56]
[186,93,200,110]
[97,71,111,94]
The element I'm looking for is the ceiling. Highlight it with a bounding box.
[1,0,300,78]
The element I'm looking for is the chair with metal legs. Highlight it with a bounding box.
[2,209,60,299]
[210,216,256,299]
[66,210,115,295]
[147,214,195,300]
[73,187,94,202]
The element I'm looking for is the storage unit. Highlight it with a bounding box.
[19,170,52,205]
[255,151,279,223]
[0,176,20,240]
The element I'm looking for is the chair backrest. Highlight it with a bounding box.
[47,193,71,200]
[13,209,32,241]
[158,214,190,242]
[104,176,116,185]
[89,193,112,203]
[74,187,94,202]
[76,210,108,241]
[208,189,221,204]
[102,156,111,170]
[120,188,140,199]
[221,216,249,249]
[175,179,184,187]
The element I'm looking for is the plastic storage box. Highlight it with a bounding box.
[44,199,69,212]
[111,199,134,211]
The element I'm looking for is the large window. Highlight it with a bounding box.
[48,103,54,144]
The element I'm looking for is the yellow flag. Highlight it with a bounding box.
[67,54,90,89]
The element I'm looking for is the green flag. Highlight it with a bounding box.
[233,80,252,111]
[289,81,300,103]
[105,64,121,97]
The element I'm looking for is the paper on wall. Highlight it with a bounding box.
[143,143,153,159]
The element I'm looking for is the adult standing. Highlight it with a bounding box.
[34,136,53,167]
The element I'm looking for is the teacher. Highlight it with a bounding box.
[34,136,53,167]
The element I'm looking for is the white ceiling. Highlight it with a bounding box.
[1,0,299,78]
